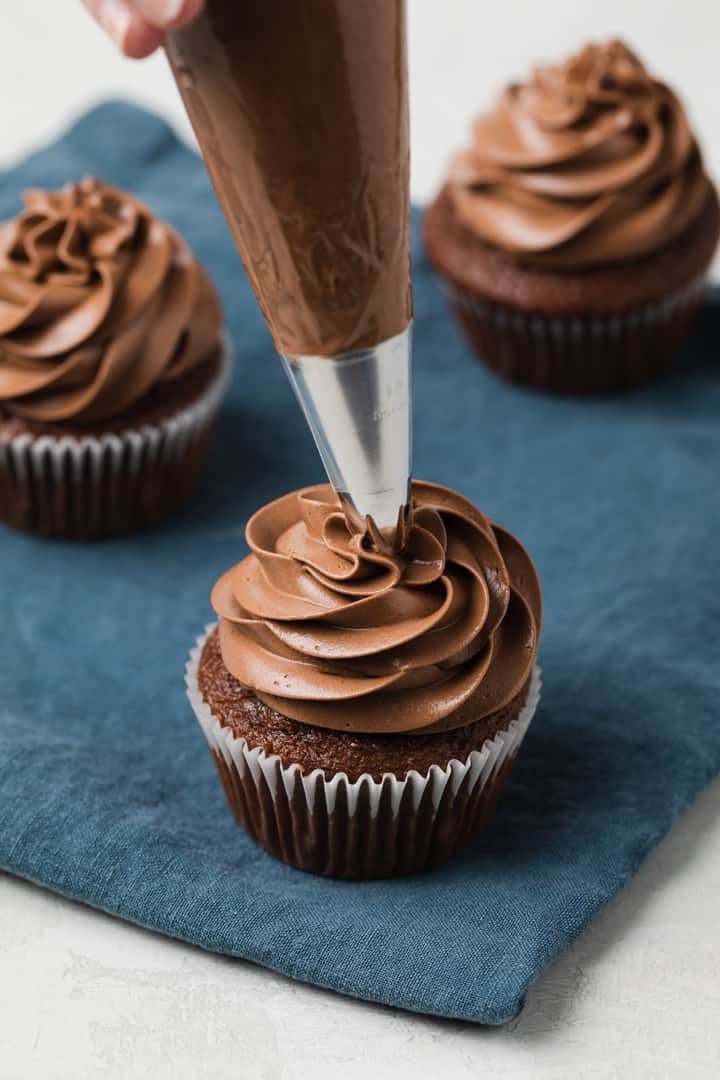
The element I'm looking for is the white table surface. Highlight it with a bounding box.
[2,3,720,1077]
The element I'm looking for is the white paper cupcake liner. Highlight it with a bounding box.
[0,335,232,539]
[444,275,707,393]
[186,624,542,879]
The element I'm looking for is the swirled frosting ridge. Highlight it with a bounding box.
[0,178,221,422]
[449,40,713,269]
[212,482,542,734]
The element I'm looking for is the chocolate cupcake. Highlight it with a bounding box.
[423,41,720,394]
[0,179,229,538]
[186,482,542,879]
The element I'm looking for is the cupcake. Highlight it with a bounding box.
[186,481,542,879]
[0,178,230,539]
[423,40,720,394]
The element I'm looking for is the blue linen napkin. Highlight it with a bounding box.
[1,102,719,1024]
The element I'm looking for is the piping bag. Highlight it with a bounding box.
[166,0,413,548]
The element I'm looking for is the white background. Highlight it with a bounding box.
[2,2,720,1077]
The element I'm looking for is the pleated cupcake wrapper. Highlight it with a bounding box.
[0,335,232,538]
[444,275,707,393]
[186,625,542,879]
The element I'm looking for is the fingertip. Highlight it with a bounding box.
[171,0,205,29]
[134,0,205,31]
[122,16,165,58]
[165,0,204,29]
[83,0,166,58]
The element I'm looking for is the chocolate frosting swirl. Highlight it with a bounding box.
[212,482,542,734]
[0,179,221,423]
[449,40,713,270]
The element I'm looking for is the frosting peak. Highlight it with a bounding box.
[450,40,713,270]
[0,179,221,423]
[213,483,542,734]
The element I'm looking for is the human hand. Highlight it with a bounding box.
[82,0,205,59]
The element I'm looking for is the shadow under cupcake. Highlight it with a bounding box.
[423,40,720,395]
[187,482,542,879]
[0,178,230,539]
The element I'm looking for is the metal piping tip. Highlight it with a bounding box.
[282,325,413,549]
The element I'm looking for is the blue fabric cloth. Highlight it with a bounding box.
[1,103,719,1025]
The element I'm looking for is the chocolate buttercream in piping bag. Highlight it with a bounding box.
[166,0,412,544]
